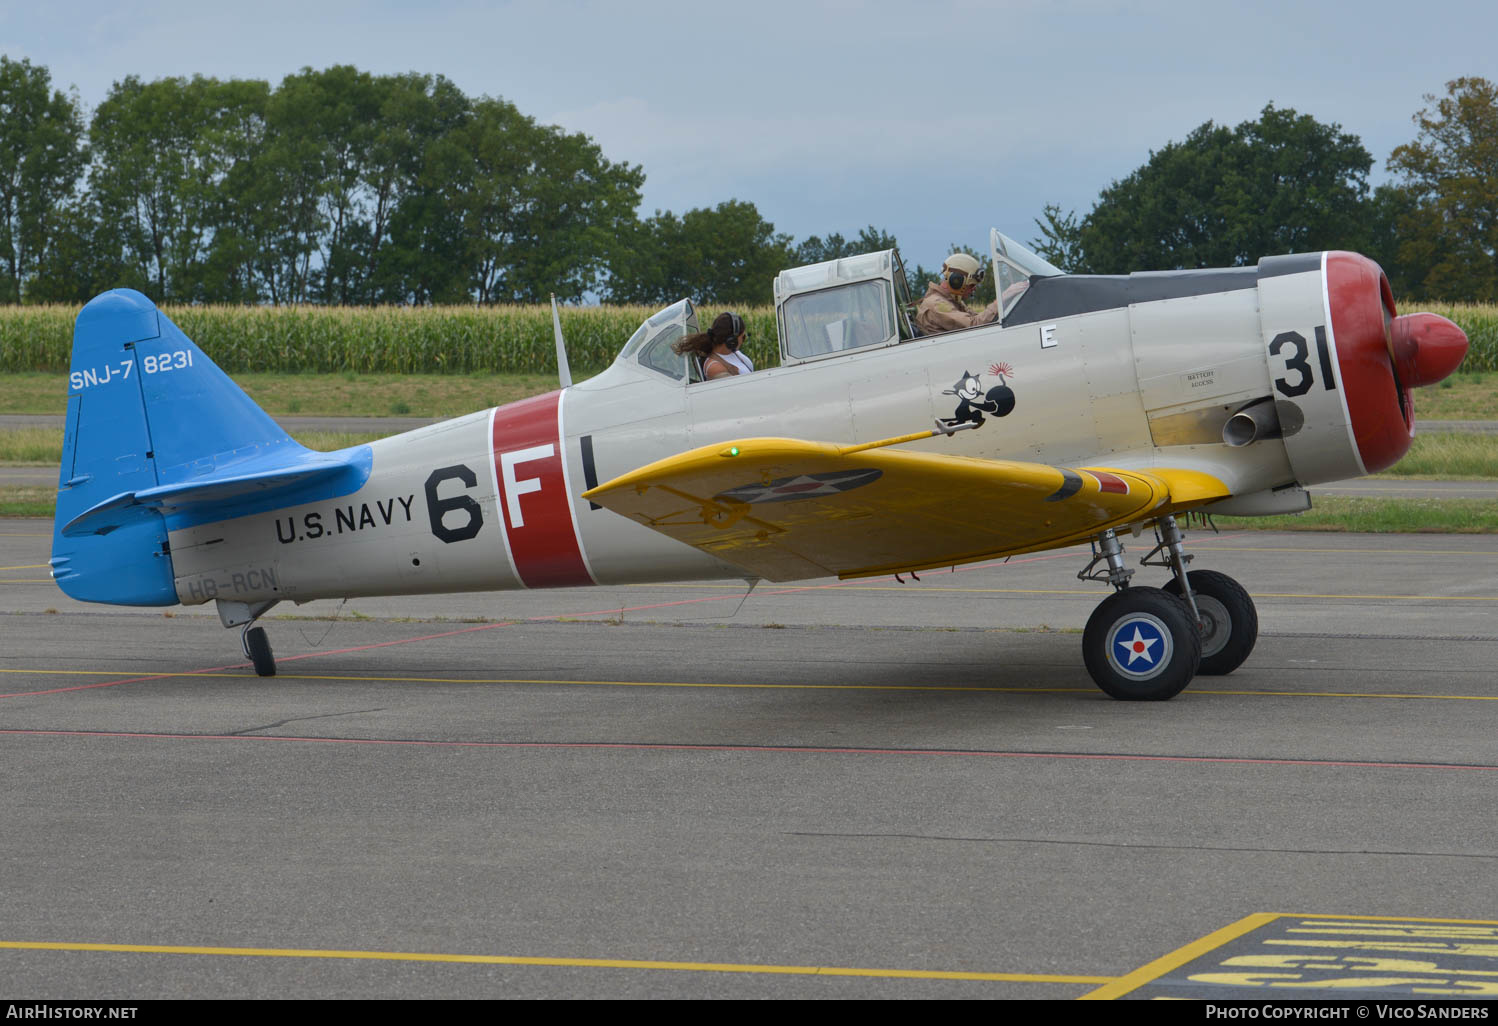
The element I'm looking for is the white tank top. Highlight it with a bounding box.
[720,350,754,375]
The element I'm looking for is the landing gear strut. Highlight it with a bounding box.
[1076,517,1257,700]
[1141,515,1259,677]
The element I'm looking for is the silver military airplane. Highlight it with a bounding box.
[50,230,1469,700]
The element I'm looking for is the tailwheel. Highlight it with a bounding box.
[242,625,277,677]
[1083,587,1201,701]
[1163,570,1258,676]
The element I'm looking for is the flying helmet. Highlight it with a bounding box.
[942,252,986,292]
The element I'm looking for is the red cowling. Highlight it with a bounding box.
[1326,252,1412,474]
[1392,312,1469,388]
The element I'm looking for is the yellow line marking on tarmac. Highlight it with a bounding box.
[1191,688,1498,701]
[1255,592,1498,601]
[4,668,1497,701]
[539,585,1498,600]
[1194,545,1498,555]
[0,579,50,583]
[1080,913,1278,1000]
[1277,913,1498,925]
[0,668,1091,694]
[1082,912,1498,999]
[0,669,149,676]
[0,564,47,570]
[591,580,1498,600]
[787,587,1498,600]
[0,940,1113,984]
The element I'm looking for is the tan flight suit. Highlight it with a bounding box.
[914,281,999,335]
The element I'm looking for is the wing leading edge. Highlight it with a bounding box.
[584,437,1229,581]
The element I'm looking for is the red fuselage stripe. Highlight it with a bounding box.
[491,391,594,589]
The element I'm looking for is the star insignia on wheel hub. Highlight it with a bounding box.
[1117,626,1159,666]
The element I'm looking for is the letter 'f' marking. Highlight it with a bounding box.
[500,444,555,527]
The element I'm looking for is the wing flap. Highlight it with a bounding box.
[584,437,1229,581]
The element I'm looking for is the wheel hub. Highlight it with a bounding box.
[1105,613,1174,681]
[1194,595,1231,658]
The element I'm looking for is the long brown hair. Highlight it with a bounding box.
[672,311,744,357]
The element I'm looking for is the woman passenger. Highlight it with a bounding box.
[672,312,754,379]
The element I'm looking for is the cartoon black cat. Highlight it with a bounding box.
[941,366,1015,428]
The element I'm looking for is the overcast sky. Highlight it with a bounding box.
[4,0,1494,269]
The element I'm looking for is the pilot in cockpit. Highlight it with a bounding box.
[914,252,1000,336]
[672,312,754,379]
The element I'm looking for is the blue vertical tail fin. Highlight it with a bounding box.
[49,289,358,606]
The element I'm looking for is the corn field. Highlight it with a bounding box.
[1,302,1496,375]
[0,305,784,376]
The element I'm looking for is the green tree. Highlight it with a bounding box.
[380,88,640,305]
[0,55,87,302]
[1071,104,1374,273]
[197,78,273,303]
[358,73,470,303]
[794,225,900,264]
[1029,203,1082,272]
[1361,183,1424,299]
[89,74,264,302]
[264,66,383,304]
[28,199,145,302]
[481,108,644,303]
[1387,76,1498,301]
[606,200,793,306]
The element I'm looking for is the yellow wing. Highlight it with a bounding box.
[584,436,1229,582]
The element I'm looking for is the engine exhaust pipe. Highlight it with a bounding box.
[1223,397,1282,447]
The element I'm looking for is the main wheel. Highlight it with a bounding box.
[244,625,277,677]
[1083,587,1201,701]
[1163,570,1258,676]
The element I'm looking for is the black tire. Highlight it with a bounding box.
[1083,587,1201,701]
[1163,570,1258,677]
[244,625,277,677]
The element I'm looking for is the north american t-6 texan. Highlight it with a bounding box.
[50,230,1468,700]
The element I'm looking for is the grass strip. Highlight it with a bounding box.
[1211,496,1498,533]
[1,365,1496,420]
[1380,433,1498,478]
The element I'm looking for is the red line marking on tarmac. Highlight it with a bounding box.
[0,537,1250,701]
[1,728,1493,772]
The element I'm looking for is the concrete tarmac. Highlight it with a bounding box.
[2,520,1497,999]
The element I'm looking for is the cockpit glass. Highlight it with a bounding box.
[637,324,688,380]
[993,231,1064,278]
[992,229,1063,323]
[620,298,695,360]
[782,280,894,360]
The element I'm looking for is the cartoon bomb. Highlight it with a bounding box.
[941,363,1016,428]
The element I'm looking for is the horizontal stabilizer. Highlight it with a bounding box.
[62,448,372,538]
